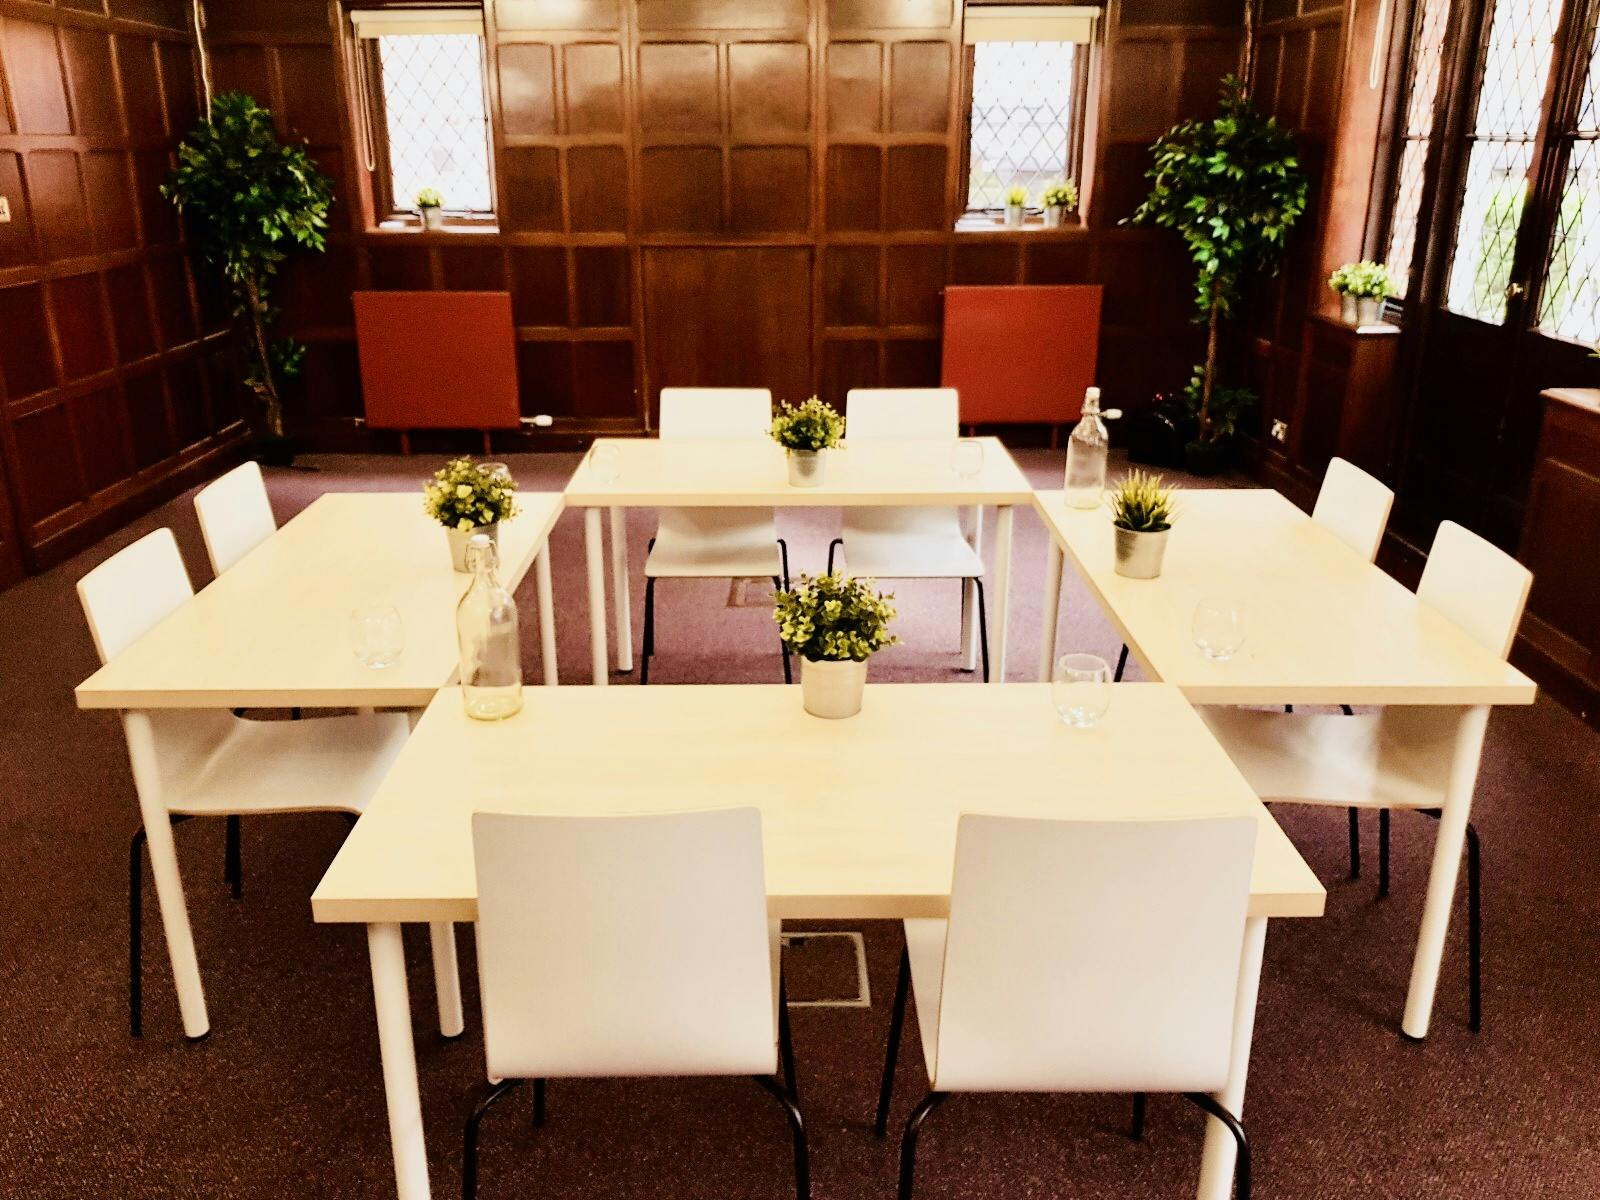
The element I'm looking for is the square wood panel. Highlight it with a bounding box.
[889,41,950,133]
[124,368,173,469]
[567,145,630,233]
[730,146,810,233]
[729,43,810,136]
[107,265,156,361]
[11,405,80,523]
[637,0,807,30]
[821,338,879,405]
[511,247,569,326]
[0,284,56,399]
[72,387,133,494]
[826,144,881,231]
[279,46,345,145]
[3,20,72,135]
[827,42,881,134]
[501,146,564,231]
[829,0,951,29]
[158,40,200,136]
[499,42,558,135]
[885,243,945,325]
[574,247,631,326]
[26,151,92,261]
[50,273,113,381]
[517,341,575,417]
[640,146,722,233]
[83,152,138,252]
[884,145,947,231]
[497,0,620,30]
[61,26,122,137]
[564,43,625,134]
[116,37,165,142]
[824,245,879,326]
[638,43,720,135]
[574,340,637,418]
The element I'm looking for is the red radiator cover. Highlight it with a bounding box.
[353,291,522,430]
[940,285,1103,425]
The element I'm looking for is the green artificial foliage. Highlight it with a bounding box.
[770,396,845,452]
[1127,76,1307,444]
[774,573,900,662]
[423,458,519,530]
[1329,260,1397,299]
[162,92,334,445]
[1181,364,1256,444]
[1109,470,1178,533]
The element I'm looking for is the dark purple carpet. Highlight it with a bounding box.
[1,448,1596,1199]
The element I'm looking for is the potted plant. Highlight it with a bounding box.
[1110,470,1177,579]
[1177,366,1256,476]
[1005,184,1028,228]
[771,396,844,487]
[416,187,445,231]
[163,92,334,467]
[775,573,899,719]
[1127,77,1307,477]
[1328,260,1396,325]
[423,457,520,571]
[1042,180,1078,228]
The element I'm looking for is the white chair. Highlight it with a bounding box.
[464,808,806,1199]
[78,528,411,1040]
[194,461,277,576]
[641,388,791,683]
[1200,521,1532,1038]
[875,814,1258,1200]
[829,389,989,680]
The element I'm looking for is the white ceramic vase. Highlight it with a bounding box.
[788,448,826,487]
[1113,526,1168,579]
[447,522,498,572]
[801,657,867,719]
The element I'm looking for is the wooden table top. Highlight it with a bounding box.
[311,683,1325,925]
[1033,488,1536,706]
[562,436,1034,506]
[75,492,564,710]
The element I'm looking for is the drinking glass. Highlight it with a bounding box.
[951,438,985,479]
[589,443,621,484]
[349,605,404,669]
[1052,653,1112,727]
[480,461,511,481]
[1192,596,1248,660]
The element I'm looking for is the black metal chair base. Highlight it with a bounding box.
[827,539,988,682]
[641,538,792,685]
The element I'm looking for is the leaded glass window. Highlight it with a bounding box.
[966,41,1079,212]
[377,33,494,215]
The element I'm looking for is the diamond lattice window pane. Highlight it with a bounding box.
[966,41,1077,211]
[379,33,493,214]
[1383,0,1452,296]
[1443,0,1561,323]
[1537,28,1600,345]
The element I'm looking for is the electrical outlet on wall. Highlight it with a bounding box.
[1270,419,1288,443]
[0,196,11,224]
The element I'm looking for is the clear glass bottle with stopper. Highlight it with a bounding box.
[456,533,523,721]
[1063,386,1122,509]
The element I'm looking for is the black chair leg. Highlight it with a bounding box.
[1467,820,1481,1033]
[875,940,911,1136]
[826,538,842,575]
[754,1075,811,1200]
[462,1078,523,1200]
[1340,703,1355,716]
[129,826,146,1038]
[778,538,792,590]
[1348,807,1361,880]
[1130,1092,1147,1140]
[533,1078,546,1127]
[1378,808,1390,898]
[897,1092,949,1200]
[1114,644,1130,682]
[640,575,656,685]
[224,815,241,899]
[973,580,990,684]
[1183,1093,1250,1200]
[774,577,793,684]
[779,972,799,1101]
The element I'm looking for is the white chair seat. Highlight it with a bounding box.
[903,917,948,1080]
[838,509,983,579]
[1199,706,1454,812]
[645,509,783,578]
[156,709,411,816]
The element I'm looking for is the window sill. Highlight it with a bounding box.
[373,216,500,235]
[953,211,1085,233]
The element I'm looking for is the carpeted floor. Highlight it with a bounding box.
[1,448,1596,1199]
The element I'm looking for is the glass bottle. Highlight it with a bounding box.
[1063,386,1122,509]
[456,534,523,721]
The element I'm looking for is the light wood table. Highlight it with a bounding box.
[562,437,1034,684]
[1033,488,1537,706]
[313,682,1324,1200]
[75,492,566,710]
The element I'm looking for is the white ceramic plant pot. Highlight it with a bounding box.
[788,448,826,487]
[1113,526,1168,580]
[801,657,867,719]
[420,206,444,231]
[1043,205,1065,228]
[1004,203,1024,228]
[447,522,498,572]
[1356,295,1384,324]
[1340,293,1359,324]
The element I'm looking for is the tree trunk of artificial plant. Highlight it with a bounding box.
[243,278,284,440]
[1198,276,1222,443]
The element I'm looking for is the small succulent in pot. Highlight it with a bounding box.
[423,457,519,570]
[1328,260,1396,324]
[771,396,845,487]
[775,573,899,718]
[416,186,445,229]
[1109,470,1177,580]
[1004,183,1028,228]
[1041,180,1078,227]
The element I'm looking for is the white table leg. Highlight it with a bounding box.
[609,506,633,673]
[1196,915,1267,1200]
[368,922,431,1200]
[584,507,608,685]
[961,506,983,671]
[428,922,464,1039]
[1403,704,1491,1039]
[988,505,1014,683]
[535,545,558,687]
[1038,539,1064,682]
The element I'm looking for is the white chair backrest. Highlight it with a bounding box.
[193,462,276,575]
[659,388,773,439]
[472,808,776,1081]
[845,388,959,440]
[1310,457,1393,562]
[932,814,1257,1094]
[76,528,194,665]
[1417,520,1532,660]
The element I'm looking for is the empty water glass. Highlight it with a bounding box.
[589,443,620,484]
[350,605,404,669]
[951,438,985,479]
[1052,653,1112,727]
[1192,596,1248,660]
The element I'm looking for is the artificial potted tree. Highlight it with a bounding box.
[163,92,334,467]
[775,573,899,719]
[1110,470,1178,579]
[1128,76,1307,476]
[771,396,844,487]
[1004,184,1028,228]
[1042,180,1078,228]
[416,187,445,231]
[424,457,520,571]
[1329,260,1396,325]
